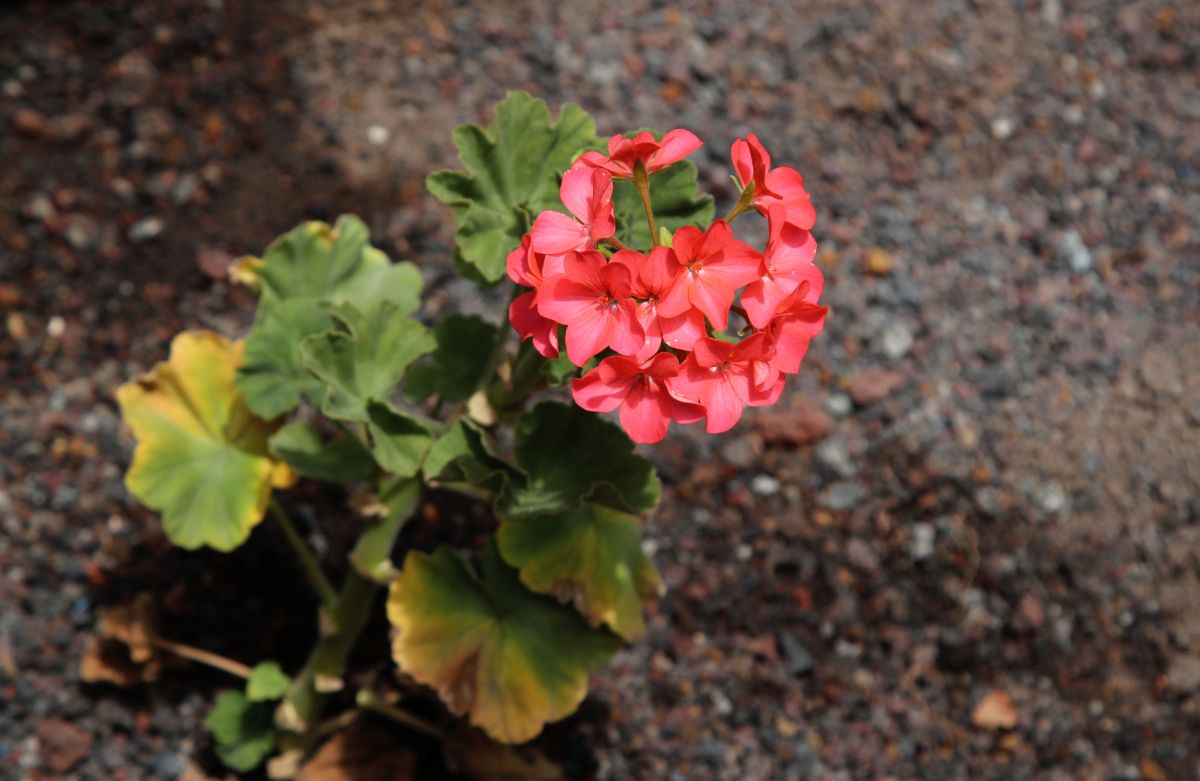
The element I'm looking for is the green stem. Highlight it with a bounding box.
[489,339,546,412]
[355,689,446,739]
[270,498,338,614]
[723,181,756,224]
[282,570,378,734]
[633,161,658,246]
[281,481,421,738]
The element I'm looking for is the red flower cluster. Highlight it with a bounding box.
[506,131,827,444]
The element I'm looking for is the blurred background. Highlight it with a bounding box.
[2,0,1198,779]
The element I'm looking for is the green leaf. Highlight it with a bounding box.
[497,503,663,641]
[268,420,374,483]
[612,160,714,250]
[205,690,276,772]
[300,302,436,423]
[540,351,579,388]
[252,215,423,314]
[236,299,334,419]
[245,661,291,702]
[349,476,421,582]
[116,332,295,552]
[387,544,622,744]
[405,315,499,404]
[364,402,432,477]
[427,91,597,283]
[496,402,661,519]
[423,418,516,489]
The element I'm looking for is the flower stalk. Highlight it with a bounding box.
[269,498,338,614]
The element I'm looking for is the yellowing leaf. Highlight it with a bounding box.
[387,545,621,744]
[497,504,663,641]
[117,332,294,552]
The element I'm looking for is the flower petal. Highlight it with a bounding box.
[619,382,671,444]
[648,129,703,172]
[531,210,589,255]
[572,367,631,413]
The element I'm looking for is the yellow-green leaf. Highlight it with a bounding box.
[497,504,663,641]
[116,332,294,552]
[387,544,621,744]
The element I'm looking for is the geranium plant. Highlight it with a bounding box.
[110,92,826,773]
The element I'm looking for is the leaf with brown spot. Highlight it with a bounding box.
[496,503,663,641]
[387,544,621,744]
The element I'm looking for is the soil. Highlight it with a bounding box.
[2,0,1198,779]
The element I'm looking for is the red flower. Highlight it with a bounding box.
[530,167,615,254]
[506,235,567,358]
[610,247,706,361]
[537,251,644,366]
[765,281,827,375]
[741,207,822,328]
[670,334,784,433]
[572,353,703,444]
[578,129,703,179]
[655,221,762,330]
[731,134,816,230]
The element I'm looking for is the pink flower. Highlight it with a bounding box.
[741,207,822,328]
[578,129,703,179]
[655,221,762,330]
[530,167,615,254]
[572,353,704,444]
[765,281,827,375]
[506,235,567,358]
[731,134,816,230]
[538,251,644,366]
[670,334,784,434]
[610,247,706,361]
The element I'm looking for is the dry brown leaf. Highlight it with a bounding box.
[442,726,565,781]
[971,689,1018,730]
[81,595,180,685]
[178,761,236,781]
[298,722,416,781]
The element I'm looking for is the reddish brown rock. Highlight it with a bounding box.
[37,718,92,773]
[753,399,833,446]
[847,368,907,405]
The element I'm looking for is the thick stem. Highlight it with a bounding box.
[282,570,378,734]
[281,481,421,737]
[270,498,338,614]
[633,161,658,246]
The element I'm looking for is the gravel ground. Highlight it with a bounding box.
[2,0,1199,779]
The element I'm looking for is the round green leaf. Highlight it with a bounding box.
[299,302,436,423]
[251,215,422,314]
[116,332,295,552]
[387,544,621,744]
[497,503,663,641]
[205,690,276,771]
[268,421,374,483]
[245,661,291,702]
[364,402,432,477]
[426,92,597,283]
[405,315,499,404]
[495,402,661,519]
[236,299,333,419]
